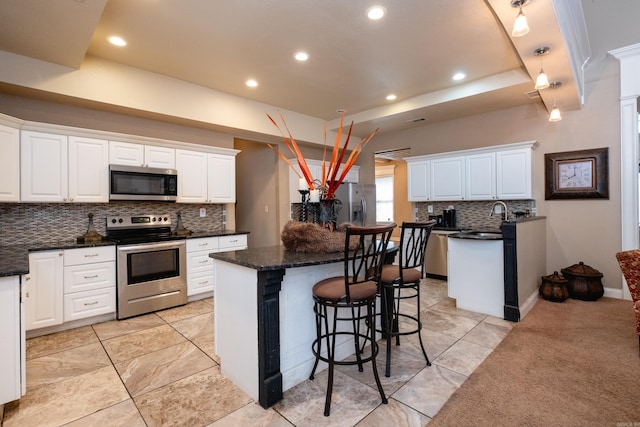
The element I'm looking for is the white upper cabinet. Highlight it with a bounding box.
[109,141,175,168]
[21,131,69,202]
[176,149,236,203]
[145,145,176,169]
[0,124,20,202]
[176,149,208,203]
[496,148,532,199]
[407,160,430,201]
[21,131,108,203]
[465,152,496,200]
[430,156,465,201]
[207,153,236,203]
[406,141,537,202]
[68,136,109,202]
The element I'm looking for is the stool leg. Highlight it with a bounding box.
[309,301,322,380]
[415,283,431,366]
[323,304,339,416]
[368,301,388,405]
[350,306,364,372]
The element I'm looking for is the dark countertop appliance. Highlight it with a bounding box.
[428,214,444,227]
[443,209,456,228]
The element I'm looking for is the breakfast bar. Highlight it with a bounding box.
[209,244,396,408]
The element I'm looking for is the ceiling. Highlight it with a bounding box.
[0,0,590,139]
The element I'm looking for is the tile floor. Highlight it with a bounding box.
[1,279,513,427]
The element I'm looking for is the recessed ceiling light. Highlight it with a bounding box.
[386,94,397,101]
[452,72,466,81]
[294,51,309,61]
[366,6,386,20]
[107,36,127,47]
[245,79,258,88]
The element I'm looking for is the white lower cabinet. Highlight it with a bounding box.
[187,235,248,297]
[63,247,116,322]
[25,247,116,332]
[187,237,219,296]
[25,251,64,331]
[0,276,25,404]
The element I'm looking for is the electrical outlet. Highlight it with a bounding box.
[494,205,502,214]
[199,207,206,217]
[427,205,433,213]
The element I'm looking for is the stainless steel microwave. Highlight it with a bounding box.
[109,165,178,201]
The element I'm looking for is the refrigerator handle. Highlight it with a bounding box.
[361,195,366,224]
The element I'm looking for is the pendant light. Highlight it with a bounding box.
[548,82,562,122]
[534,47,550,90]
[511,0,530,37]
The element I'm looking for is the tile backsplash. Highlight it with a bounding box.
[415,200,536,230]
[0,202,225,246]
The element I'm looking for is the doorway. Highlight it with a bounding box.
[234,139,279,248]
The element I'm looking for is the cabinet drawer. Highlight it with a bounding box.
[219,234,247,251]
[63,287,116,322]
[187,237,219,253]
[64,246,115,266]
[187,272,215,296]
[64,262,115,293]
[187,251,214,275]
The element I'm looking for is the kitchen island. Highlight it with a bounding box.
[209,244,396,408]
[447,217,546,322]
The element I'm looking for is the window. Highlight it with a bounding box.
[375,165,395,222]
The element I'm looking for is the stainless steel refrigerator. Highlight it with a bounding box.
[333,182,377,226]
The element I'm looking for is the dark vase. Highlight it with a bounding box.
[319,198,342,231]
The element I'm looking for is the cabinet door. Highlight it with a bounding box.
[176,149,208,203]
[109,141,144,166]
[145,145,175,169]
[465,152,496,200]
[68,136,109,203]
[25,251,64,331]
[407,160,430,201]
[0,124,20,202]
[21,131,68,202]
[497,148,532,199]
[431,156,465,201]
[207,153,236,203]
[0,276,23,404]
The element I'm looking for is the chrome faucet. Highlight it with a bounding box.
[489,201,508,221]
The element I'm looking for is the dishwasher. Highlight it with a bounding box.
[425,230,457,279]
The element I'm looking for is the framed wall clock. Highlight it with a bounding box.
[544,148,609,199]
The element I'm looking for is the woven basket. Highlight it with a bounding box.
[281,221,356,253]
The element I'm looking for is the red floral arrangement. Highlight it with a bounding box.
[267,111,378,199]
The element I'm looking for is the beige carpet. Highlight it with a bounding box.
[429,297,640,426]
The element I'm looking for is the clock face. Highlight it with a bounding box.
[558,160,594,189]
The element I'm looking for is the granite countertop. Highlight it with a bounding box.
[0,230,250,277]
[209,241,397,272]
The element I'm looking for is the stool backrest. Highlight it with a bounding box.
[398,221,436,275]
[344,223,396,300]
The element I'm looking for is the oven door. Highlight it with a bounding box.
[116,240,187,319]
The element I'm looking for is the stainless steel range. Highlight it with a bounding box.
[107,214,187,319]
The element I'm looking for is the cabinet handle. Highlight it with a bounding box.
[84,253,99,258]
[199,260,209,264]
[59,252,63,256]
[230,239,238,243]
[84,275,98,279]
[84,301,99,306]
[198,243,209,247]
[198,281,209,285]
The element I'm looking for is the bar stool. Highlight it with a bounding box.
[309,223,396,416]
[379,221,435,377]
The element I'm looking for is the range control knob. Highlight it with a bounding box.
[111,218,116,224]
[164,217,168,222]
[118,218,123,223]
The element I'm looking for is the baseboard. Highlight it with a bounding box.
[519,290,539,320]
[603,286,623,299]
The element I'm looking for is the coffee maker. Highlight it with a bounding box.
[443,208,456,228]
